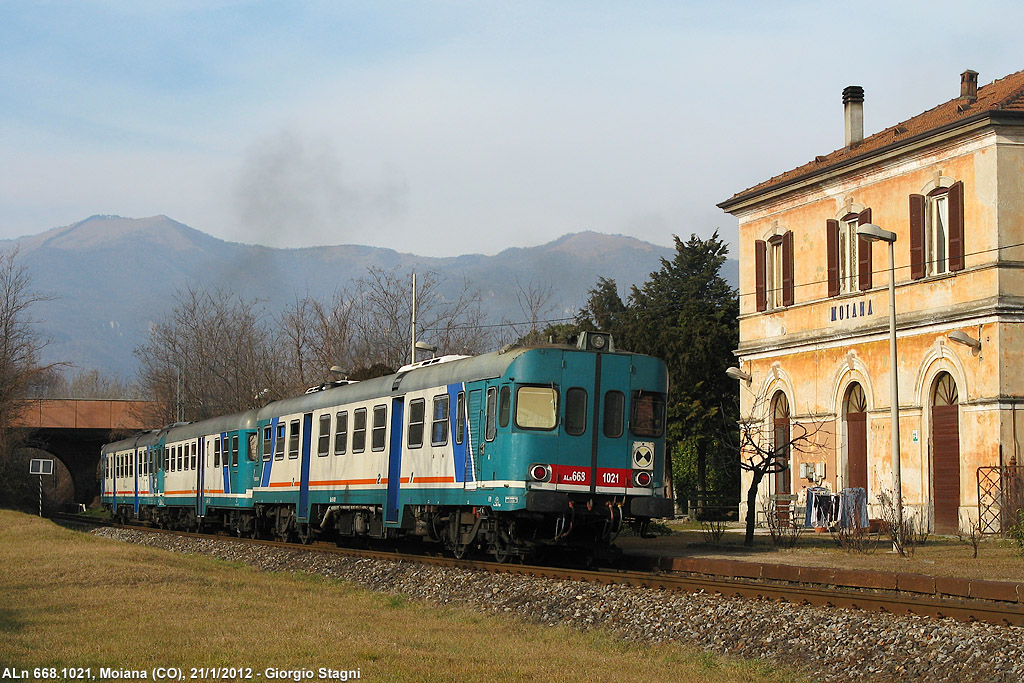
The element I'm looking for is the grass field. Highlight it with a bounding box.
[0,511,807,683]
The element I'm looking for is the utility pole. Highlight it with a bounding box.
[410,272,417,365]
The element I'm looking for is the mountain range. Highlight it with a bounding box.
[5,215,737,378]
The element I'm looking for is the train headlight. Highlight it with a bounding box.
[633,470,653,488]
[530,464,551,482]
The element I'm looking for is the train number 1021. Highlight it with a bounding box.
[601,471,622,486]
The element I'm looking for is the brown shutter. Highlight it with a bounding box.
[755,240,767,312]
[857,208,873,290]
[782,231,794,307]
[910,194,926,280]
[827,219,839,297]
[948,181,965,271]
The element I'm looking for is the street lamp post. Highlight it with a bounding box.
[857,223,903,549]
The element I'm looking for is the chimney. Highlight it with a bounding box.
[961,69,979,101]
[843,85,864,148]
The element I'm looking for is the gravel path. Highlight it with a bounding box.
[93,528,1024,682]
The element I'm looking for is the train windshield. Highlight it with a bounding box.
[630,391,666,438]
[515,386,558,430]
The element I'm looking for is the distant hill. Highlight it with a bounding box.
[8,215,737,377]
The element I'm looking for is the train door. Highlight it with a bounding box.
[298,413,313,522]
[154,447,164,506]
[597,353,633,491]
[227,433,243,499]
[385,399,404,525]
[133,447,140,516]
[556,352,598,492]
[465,388,483,490]
[197,438,207,518]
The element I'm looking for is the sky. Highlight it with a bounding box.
[2,1,1023,258]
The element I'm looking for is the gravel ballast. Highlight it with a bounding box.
[93,528,1023,682]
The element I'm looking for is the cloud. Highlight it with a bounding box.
[231,129,408,247]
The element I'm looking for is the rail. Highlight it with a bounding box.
[50,512,1024,628]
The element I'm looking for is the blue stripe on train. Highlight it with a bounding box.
[221,432,230,494]
[448,382,472,483]
[261,417,279,487]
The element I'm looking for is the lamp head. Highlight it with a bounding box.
[726,367,752,383]
[948,330,982,350]
[856,223,897,243]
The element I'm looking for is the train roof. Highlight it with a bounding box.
[102,339,663,448]
[256,345,535,420]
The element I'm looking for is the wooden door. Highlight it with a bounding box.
[847,413,868,492]
[932,404,961,533]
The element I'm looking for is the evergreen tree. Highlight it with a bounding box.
[626,232,739,506]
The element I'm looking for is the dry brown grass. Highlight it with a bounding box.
[0,511,807,683]
[623,522,1024,581]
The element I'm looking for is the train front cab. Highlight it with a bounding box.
[481,334,673,549]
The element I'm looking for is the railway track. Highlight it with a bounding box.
[52,512,1024,627]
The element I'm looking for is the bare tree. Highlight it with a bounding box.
[512,276,557,345]
[0,247,56,510]
[277,289,358,390]
[134,286,284,424]
[351,267,491,370]
[29,368,134,399]
[728,392,826,546]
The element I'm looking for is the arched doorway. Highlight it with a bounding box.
[844,383,868,495]
[771,391,791,497]
[931,372,960,533]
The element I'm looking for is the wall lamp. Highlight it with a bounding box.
[726,367,752,384]
[948,330,982,351]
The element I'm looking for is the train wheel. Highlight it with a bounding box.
[448,511,468,560]
[491,522,514,564]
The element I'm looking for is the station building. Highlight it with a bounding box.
[718,68,1024,533]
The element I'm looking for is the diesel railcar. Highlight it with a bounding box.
[101,332,672,561]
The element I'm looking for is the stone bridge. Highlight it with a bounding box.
[14,399,160,505]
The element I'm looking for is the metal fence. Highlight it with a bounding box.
[977,464,1024,535]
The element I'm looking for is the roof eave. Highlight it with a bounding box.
[717,109,1024,214]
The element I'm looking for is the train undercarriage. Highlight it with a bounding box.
[107,494,657,563]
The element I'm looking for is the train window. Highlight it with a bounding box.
[177,445,183,471]
[603,391,625,438]
[515,386,558,431]
[130,451,134,477]
[214,439,220,468]
[317,414,332,457]
[247,434,257,462]
[498,386,511,428]
[232,435,239,466]
[192,442,198,469]
[565,388,588,436]
[275,423,286,460]
[262,426,272,461]
[407,399,425,449]
[353,409,367,453]
[630,391,666,438]
[485,387,497,441]
[288,420,300,458]
[334,411,348,455]
[432,395,449,446]
[371,405,387,451]
[455,392,466,445]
